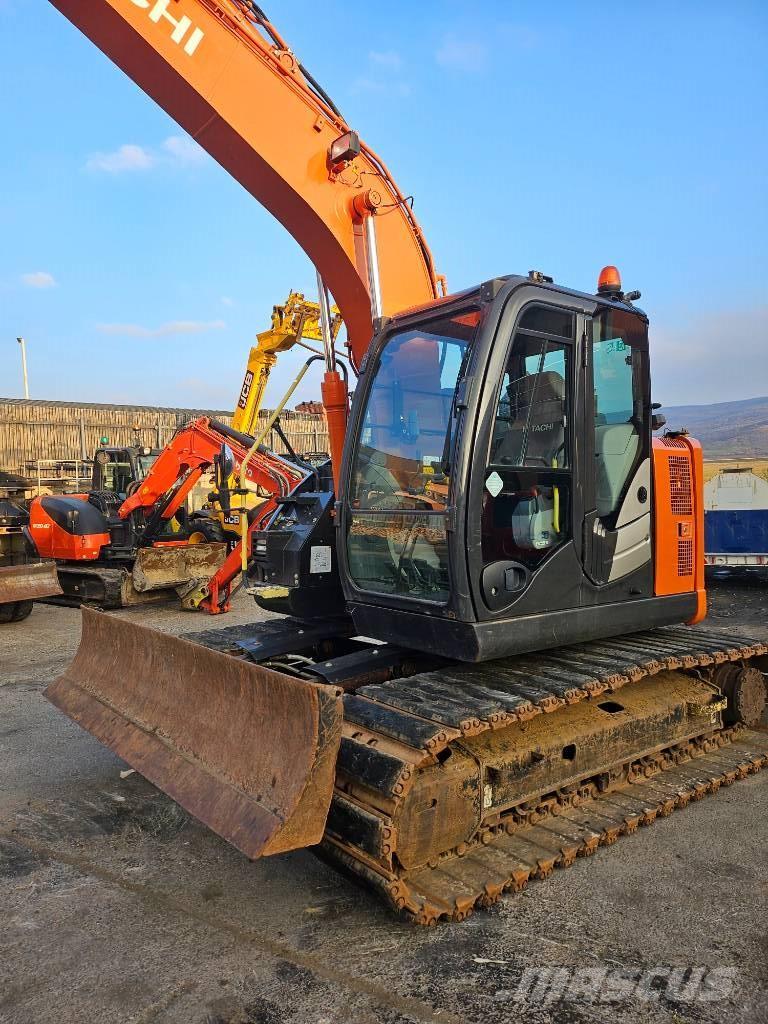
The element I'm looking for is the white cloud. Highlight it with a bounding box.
[86,134,207,174]
[221,296,234,307]
[86,144,155,173]
[161,134,207,166]
[21,271,57,289]
[95,320,226,338]
[369,50,403,71]
[435,34,487,72]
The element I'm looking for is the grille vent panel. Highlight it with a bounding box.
[678,538,694,577]
[668,456,693,516]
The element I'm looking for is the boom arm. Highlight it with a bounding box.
[47,0,441,367]
[118,416,305,525]
[118,415,309,613]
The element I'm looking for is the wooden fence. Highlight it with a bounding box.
[0,398,329,478]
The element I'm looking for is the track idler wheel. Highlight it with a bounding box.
[715,664,767,728]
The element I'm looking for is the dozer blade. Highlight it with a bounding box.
[45,609,344,858]
[0,560,62,604]
[131,543,226,595]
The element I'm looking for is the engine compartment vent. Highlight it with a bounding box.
[678,537,694,577]
[668,456,693,516]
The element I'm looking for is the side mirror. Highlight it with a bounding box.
[652,412,667,431]
[215,443,235,488]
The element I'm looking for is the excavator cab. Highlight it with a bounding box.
[91,445,159,499]
[338,274,700,661]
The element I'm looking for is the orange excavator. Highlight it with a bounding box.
[29,416,308,609]
[45,1,767,923]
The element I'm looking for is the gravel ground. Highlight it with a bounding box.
[1,581,766,1024]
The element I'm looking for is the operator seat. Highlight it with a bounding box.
[594,421,640,518]
[491,370,566,468]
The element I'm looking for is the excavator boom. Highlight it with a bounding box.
[117,416,304,522]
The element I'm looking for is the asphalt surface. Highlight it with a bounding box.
[1,580,766,1024]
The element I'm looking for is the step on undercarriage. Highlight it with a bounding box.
[182,621,768,924]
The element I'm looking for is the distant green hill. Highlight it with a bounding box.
[660,396,768,458]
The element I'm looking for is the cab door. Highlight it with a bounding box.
[465,298,587,620]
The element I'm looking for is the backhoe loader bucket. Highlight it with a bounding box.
[45,609,344,858]
[0,560,62,604]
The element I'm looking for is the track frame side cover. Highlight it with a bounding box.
[45,609,344,858]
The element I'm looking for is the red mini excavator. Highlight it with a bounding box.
[28,417,307,610]
[43,1,767,924]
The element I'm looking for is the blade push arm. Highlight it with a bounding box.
[47,0,441,366]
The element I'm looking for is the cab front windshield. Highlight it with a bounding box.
[135,454,157,480]
[347,308,479,601]
[101,452,157,497]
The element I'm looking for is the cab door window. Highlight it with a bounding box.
[482,305,573,571]
[490,342,570,471]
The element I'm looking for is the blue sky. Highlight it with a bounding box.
[1,0,766,411]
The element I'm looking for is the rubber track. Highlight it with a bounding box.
[46,565,126,609]
[349,626,768,738]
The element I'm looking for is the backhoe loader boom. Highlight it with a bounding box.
[233,292,343,437]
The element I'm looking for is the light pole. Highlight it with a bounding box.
[16,337,29,399]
